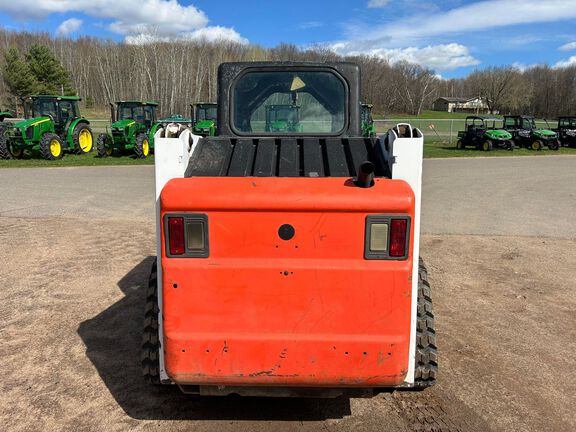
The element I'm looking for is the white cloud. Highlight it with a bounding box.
[331,42,479,71]
[554,56,576,68]
[511,62,538,72]
[348,0,576,46]
[0,0,246,44]
[56,18,82,35]
[559,41,576,51]
[125,26,248,45]
[367,0,389,8]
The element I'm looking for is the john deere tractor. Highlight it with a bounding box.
[456,116,513,151]
[192,103,217,136]
[504,115,559,150]
[265,104,303,132]
[97,101,160,158]
[361,103,377,137]
[0,95,93,160]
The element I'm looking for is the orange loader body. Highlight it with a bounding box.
[160,176,415,387]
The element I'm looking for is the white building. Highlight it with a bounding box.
[433,97,491,113]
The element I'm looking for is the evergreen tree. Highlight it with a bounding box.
[3,48,37,98]
[25,44,75,95]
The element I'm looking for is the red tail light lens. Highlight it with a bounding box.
[167,217,185,255]
[389,219,407,257]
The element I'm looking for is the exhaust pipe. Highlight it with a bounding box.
[354,161,375,188]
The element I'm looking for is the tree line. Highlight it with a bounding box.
[1,29,575,118]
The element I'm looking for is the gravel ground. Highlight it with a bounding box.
[0,156,575,431]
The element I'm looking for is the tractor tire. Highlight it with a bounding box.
[39,133,64,160]
[72,123,94,154]
[549,140,560,151]
[482,140,493,151]
[142,258,161,384]
[135,133,151,159]
[0,133,23,159]
[456,139,464,149]
[97,134,113,158]
[507,140,515,151]
[531,140,543,151]
[414,257,438,388]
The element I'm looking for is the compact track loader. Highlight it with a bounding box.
[143,62,436,397]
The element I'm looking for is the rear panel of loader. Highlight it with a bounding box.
[160,176,415,387]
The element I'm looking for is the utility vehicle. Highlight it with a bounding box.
[0,95,93,160]
[456,116,513,151]
[192,103,217,136]
[554,116,576,147]
[144,62,435,397]
[504,115,559,150]
[361,103,377,137]
[97,101,160,158]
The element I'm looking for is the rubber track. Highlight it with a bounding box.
[414,257,438,387]
[141,259,161,384]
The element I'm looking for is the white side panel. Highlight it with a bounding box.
[388,124,424,385]
[154,129,200,382]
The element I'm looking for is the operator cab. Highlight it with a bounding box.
[115,101,158,127]
[194,103,217,123]
[187,63,379,178]
[23,95,81,133]
[504,115,535,131]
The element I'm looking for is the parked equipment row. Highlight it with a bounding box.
[456,115,576,152]
[0,97,218,160]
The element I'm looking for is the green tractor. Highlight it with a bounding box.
[192,103,217,136]
[265,104,303,132]
[0,95,93,160]
[361,103,377,137]
[97,101,160,158]
[456,116,513,151]
[504,115,559,150]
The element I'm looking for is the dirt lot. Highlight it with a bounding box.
[1,158,575,431]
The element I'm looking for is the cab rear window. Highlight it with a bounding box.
[232,70,346,135]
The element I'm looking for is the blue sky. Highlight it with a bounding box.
[1,0,576,78]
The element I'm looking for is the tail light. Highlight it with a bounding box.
[167,217,185,255]
[389,219,407,257]
[365,215,410,260]
[165,214,209,258]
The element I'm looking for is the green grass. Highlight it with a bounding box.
[0,153,154,168]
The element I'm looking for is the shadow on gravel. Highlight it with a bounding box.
[78,257,351,421]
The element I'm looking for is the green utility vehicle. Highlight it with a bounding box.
[97,101,160,158]
[361,103,377,137]
[265,104,303,132]
[192,103,217,136]
[0,95,93,160]
[504,115,559,150]
[456,116,513,151]
[554,116,576,147]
